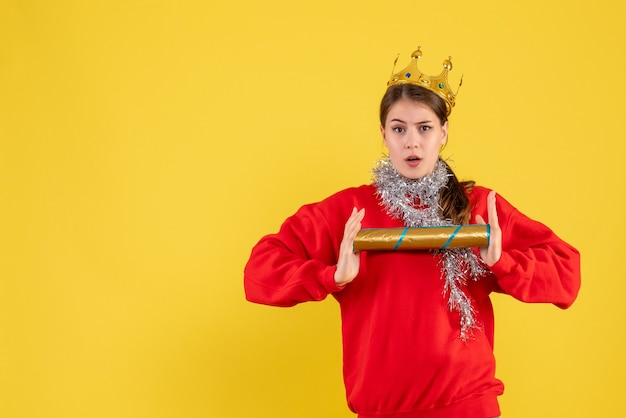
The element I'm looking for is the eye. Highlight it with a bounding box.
[419,125,432,132]
[392,126,405,133]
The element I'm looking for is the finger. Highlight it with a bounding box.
[346,208,365,230]
[352,207,365,220]
[344,208,358,231]
[487,191,499,227]
[355,208,365,226]
[475,214,485,225]
[344,208,365,242]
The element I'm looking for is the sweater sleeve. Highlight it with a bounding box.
[473,188,581,308]
[243,202,346,307]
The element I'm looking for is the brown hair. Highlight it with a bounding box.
[379,84,475,224]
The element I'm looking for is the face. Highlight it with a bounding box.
[380,98,448,179]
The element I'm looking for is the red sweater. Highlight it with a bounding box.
[244,185,580,418]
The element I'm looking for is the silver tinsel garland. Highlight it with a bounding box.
[372,157,488,340]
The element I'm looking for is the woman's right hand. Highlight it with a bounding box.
[334,207,365,286]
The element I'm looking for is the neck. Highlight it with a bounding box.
[372,157,451,227]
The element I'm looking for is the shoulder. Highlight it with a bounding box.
[292,184,377,221]
[275,185,377,239]
[468,185,520,217]
[312,184,377,208]
[466,184,492,205]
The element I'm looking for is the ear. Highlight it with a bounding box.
[380,124,388,145]
[441,121,449,146]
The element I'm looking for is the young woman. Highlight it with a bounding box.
[244,54,581,417]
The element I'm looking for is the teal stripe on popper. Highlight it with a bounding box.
[440,225,462,249]
[486,224,491,246]
[392,227,410,251]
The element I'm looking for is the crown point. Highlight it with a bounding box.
[387,46,461,117]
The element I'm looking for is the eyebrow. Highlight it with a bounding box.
[390,118,433,124]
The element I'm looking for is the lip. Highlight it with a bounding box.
[405,155,422,167]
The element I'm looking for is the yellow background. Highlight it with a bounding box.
[1,1,624,417]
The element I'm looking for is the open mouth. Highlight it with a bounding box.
[405,155,422,166]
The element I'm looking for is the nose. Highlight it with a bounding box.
[405,131,419,149]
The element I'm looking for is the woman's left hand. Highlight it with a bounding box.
[475,190,502,266]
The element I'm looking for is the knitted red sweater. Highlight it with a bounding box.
[244,185,580,417]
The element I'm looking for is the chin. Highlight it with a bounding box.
[399,171,426,180]
[391,159,435,180]
[403,166,432,179]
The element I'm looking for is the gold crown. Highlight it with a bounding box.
[388,46,462,116]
